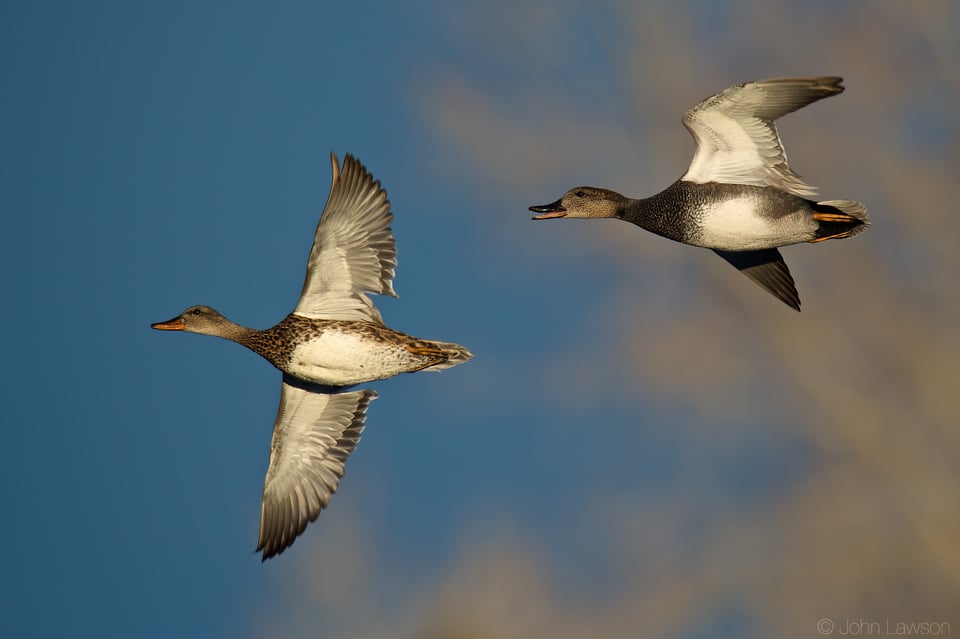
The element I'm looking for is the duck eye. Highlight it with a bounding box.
[575,190,585,198]
[192,309,202,316]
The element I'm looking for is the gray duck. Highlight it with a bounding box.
[530,76,869,311]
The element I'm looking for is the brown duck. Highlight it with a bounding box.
[152,153,472,560]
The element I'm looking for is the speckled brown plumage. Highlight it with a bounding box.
[238,314,466,375]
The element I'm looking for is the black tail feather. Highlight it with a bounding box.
[811,199,869,242]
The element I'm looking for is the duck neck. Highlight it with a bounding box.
[232,317,295,370]
[212,320,256,343]
[620,181,690,243]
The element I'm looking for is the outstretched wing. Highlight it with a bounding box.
[294,152,397,324]
[681,77,844,197]
[257,375,377,560]
[714,248,801,312]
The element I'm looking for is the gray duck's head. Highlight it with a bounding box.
[530,186,629,220]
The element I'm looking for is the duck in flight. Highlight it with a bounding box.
[152,153,472,560]
[530,76,869,311]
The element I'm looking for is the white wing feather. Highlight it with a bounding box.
[257,377,377,560]
[294,153,397,323]
[681,77,844,197]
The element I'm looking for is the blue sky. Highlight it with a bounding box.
[3,4,652,636]
[4,2,958,638]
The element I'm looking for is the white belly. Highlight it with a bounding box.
[286,331,413,386]
[695,196,812,250]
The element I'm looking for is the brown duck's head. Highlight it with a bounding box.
[530,186,628,220]
[151,305,233,337]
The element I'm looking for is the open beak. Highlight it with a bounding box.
[151,316,186,331]
[529,199,567,220]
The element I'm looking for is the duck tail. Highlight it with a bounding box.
[429,340,473,371]
[406,339,473,372]
[809,199,869,243]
